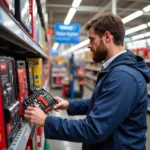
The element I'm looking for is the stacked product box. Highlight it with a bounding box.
[15,0,31,32]
[0,57,21,150]
[29,0,39,43]
[14,61,28,117]
[27,58,43,88]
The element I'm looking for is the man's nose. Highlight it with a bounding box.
[88,43,91,49]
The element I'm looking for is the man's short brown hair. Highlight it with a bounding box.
[85,12,125,46]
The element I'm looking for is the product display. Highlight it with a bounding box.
[26,62,35,95]
[15,0,31,32]
[0,57,21,149]
[29,0,39,42]
[14,60,28,117]
[51,64,67,88]
[2,0,15,14]
[27,58,43,88]
[0,0,48,149]
[23,88,58,113]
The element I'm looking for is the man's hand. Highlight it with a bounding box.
[24,103,47,127]
[53,97,69,111]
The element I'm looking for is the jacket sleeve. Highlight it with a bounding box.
[44,71,139,143]
[67,98,92,115]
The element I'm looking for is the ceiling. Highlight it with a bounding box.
[46,0,150,51]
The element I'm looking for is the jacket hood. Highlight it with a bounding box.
[106,50,150,83]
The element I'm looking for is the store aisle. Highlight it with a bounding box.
[47,86,150,150]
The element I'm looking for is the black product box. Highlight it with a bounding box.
[15,0,31,32]
[23,88,58,113]
[0,56,21,148]
[26,62,36,95]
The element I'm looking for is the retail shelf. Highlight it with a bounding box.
[8,122,33,150]
[85,74,97,81]
[84,83,94,90]
[52,64,65,68]
[0,4,47,59]
[52,73,66,77]
[85,59,93,63]
[85,66,101,72]
[51,84,62,88]
[145,59,150,63]
[43,77,50,90]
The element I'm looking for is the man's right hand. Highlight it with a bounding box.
[53,97,69,111]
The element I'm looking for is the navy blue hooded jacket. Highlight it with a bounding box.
[44,51,150,150]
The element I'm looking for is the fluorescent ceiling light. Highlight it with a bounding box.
[147,22,150,27]
[143,5,150,12]
[64,8,76,25]
[131,34,145,40]
[131,32,150,40]
[122,11,143,24]
[52,42,59,50]
[61,39,90,56]
[145,32,150,37]
[125,24,147,35]
[72,0,82,8]
[74,48,90,55]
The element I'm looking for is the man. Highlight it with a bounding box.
[77,66,84,94]
[24,12,150,150]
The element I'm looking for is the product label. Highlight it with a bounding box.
[0,63,7,70]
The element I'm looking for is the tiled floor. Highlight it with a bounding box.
[46,86,150,150]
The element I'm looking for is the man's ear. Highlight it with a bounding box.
[104,31,111,43]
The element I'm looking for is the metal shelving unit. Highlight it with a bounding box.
[52,73,67,77]
[85,66,101,72]
[0,3,47,59]
[0,2,49,150]
[84,83,94,90]
[85,73,97,81]
[51,84,62,88]
[8,122,33,150]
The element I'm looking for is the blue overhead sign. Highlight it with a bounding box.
[55,23,80,44]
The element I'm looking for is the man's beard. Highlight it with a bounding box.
[92,41,108,63]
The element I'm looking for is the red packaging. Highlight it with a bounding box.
[147,49,150,59]
[1,0,15,14]
[0,89,7,149]
[36,127,42,147]
[29,0,39,42]
[15,61,28,117]
[0,57,20,149]
[137,48,148,58]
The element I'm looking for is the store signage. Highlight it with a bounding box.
[51,48,59,56]
[55,23,80,44]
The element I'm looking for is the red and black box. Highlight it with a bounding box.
[14,60,28,117]
[0,57,21,149]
